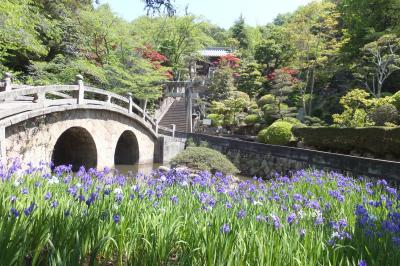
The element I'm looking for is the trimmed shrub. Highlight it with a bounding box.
[292,126,400,158]
[244,114,259,125]
[171,147,239,174]
[304,116,328,126]
[282,117,303,125]
[257,121,293,145]
[207,113,223,126]
[369,104,398,126]
[258,94,276,106]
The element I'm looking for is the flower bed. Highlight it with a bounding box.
[0,160,399,265]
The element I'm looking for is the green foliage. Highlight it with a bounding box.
[391,91,400,110]
[230,15,250,51]
[338,0,400,60]
[282,117,302,126]
[257,121,293,145]
[303,116,328,127]
[267,69,298,120]
[0,2,169,102]
[333,109,373,128]
[206,113,223,126]
[354,34,400,98]
[171,146,239,174]
[258,94,277,106]
[369,104,398,126]
[244,114,260,125]
[255,25,295,69]
[209,66,236,101]
[332,89,374,127]
[292,126,400,158]
[237,63,264,98]
[209,91,251,128]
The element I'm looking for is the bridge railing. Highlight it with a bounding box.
[0,73,157,132]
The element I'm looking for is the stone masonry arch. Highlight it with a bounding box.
[52,127,97,171]
[2,108,156,169]
[114,130,139,165]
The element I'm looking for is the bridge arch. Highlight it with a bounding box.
[114,130,139,165]
[2,108,156,169]
[52,127,97,171]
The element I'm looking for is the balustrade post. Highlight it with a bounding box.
[127,92,133,114]
[106,94,112,104]
[4,73,12,92]
[76,74,84,104]
[171,124,176,138]
[142,99,148,119]
[155,119,159,134]
[33,91,46,104]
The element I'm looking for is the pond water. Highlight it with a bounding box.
[115,163,252,180]
[114,163,162,175]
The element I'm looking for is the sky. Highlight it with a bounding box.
[100,0,315,29]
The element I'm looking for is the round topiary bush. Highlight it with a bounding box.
[257,121,293,145]
[171,147,239,174]
[244,114,259,125]
[258,94,276,106]
[369,104,398,126]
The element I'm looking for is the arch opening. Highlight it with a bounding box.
[52,127,97,171]
[114,130,139,165]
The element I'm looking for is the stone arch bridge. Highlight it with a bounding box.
[0,74,183,171]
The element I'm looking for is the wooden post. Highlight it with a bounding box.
[127,92,133,114]
[76,74,84,104]
[4,73,12,92]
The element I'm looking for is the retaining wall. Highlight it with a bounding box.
[188,133,400,181]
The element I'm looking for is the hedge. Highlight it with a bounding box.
[292,126,400,158]
[257,121,293,145]
[171,146,239,174]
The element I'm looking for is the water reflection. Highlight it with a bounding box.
[114,163,162,175]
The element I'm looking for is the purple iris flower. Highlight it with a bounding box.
[287,213,297,225]
[170,195,178,204]
[315,216,324,225]
[237,209,246,219]
[220,223,231,234]
[24,202,36,216]
[51,201,58,208]
[10,207,19,218]
[44,192,52,200]
[113,214,120,224]
[358,260,367,266]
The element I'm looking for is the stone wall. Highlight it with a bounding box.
[189,133,400,181]
[154,135,186,164]
[2,108,156,169]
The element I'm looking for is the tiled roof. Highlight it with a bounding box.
[199,47,234,57]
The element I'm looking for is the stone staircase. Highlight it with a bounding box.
[159,98,188,132]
